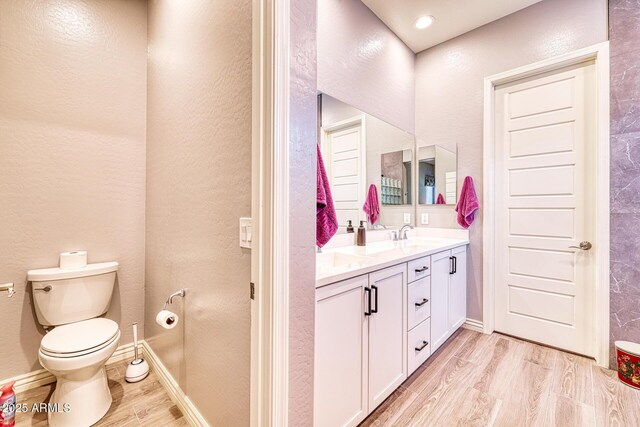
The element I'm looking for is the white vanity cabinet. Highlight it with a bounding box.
[314,275,369,427]
[367,264,407,410]
[315,239,468,426]
[314,264,407,427]
[430,245,467,353]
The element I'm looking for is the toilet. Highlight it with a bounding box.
[28,260,120,427]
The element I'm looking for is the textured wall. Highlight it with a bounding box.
[414,0,608,321]
[609,0,640,365]
[317,0,415,133]
[0,0,147,380]
[145,0,252,425]
[288,0,317,423]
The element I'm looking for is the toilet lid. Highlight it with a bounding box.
[41,318,119,357]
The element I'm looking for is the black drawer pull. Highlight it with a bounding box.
[415,340,429,352]
[364,287,372,316]
[414,266,429,273]
[415,298,429,307]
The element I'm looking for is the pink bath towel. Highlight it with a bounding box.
[362,184,380,225]
[317,145,338,247]
[436,193,446,204]
[455,176,479,229]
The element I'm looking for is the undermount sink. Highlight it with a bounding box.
[316,252,373,269]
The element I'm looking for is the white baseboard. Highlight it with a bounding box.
[462,318,484,333]
[141,340,209,427]
[7,343,135,394]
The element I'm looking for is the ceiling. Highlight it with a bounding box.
[361,0,543,53]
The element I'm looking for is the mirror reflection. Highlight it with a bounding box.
[417,143,457,205]
[320,94,414,233]
[381,150,412,206]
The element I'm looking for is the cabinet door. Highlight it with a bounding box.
[315,276,369,427]
[449,245,467,331]
[430,250,452,352]
[368,264,407,410]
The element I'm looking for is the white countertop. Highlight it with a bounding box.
[316,228,470,288]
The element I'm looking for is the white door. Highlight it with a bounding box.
[314,275,368,427]
[494,62,596,356]
[322,117,365,233]
[368,264,406,410]
[430,250,451,352]
[449,246,467,331]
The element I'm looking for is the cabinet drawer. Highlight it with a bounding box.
[408,318,431,375]
[407,277,430,330]
[408,256,431,283]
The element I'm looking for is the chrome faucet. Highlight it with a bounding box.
[398,225,414,240]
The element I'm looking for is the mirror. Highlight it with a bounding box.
[320,93,415,233]
[417,143,458,205]
[381,150,412,206]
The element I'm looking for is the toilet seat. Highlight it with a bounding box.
[40,318,119,358]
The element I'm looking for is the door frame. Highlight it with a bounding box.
[321,115,368,227]
[482,42,610,367]
[250,0,292,425]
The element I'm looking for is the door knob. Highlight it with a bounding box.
[569,241,592,250]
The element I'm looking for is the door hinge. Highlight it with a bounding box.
[250,282,255,300]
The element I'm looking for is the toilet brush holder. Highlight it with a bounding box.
[125,323,149,383]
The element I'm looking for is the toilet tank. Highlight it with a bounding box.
[27,262,119,327]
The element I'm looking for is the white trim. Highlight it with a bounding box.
[141,341,209,427]
[251,0,291,425]
[6,343,135,394]
[462,318,484,333]
[482,42,610,367]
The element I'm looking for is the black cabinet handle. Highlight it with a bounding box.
[449,256,454,275]
[371,285,378,314]
[453,256,457,274]
[414,266,429,273]
[415,340,429,352]
[364,287,371,316]
[415,298,429,307]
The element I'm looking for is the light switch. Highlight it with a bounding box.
[421,213,429,225]
[403,213,411,224]
[240,217,252,249]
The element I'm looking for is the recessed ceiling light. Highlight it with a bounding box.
[415,15,435,29]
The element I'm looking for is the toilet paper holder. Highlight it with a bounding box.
[1,282,15,298]
[163,288,186,310]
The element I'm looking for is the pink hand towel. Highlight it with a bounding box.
[362,184,380,225]
[436,193,446,204]
[455,176,479,229]
[317,145,338,247]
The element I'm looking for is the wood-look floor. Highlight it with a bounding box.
[361,329,640,427]
[15,359,185,427]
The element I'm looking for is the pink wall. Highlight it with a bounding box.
[288,0,318,423]
[145,0,252,424]
[317,0,415,133]
[0,0,147,380]
[414,0,608,321]
[609,0,640,366]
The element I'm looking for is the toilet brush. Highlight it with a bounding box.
[125,323,149,383]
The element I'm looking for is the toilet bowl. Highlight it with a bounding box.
[28,258,120,427]
[38,318,121,427]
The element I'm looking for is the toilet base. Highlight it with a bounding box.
[47,365,112,427]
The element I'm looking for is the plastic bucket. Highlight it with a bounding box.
[615,341,640,389]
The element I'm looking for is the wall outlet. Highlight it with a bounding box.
[421,213,429,225]
[403,213,411,224]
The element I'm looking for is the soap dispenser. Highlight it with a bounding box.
[346,220,354,233]
[356,221,366,246]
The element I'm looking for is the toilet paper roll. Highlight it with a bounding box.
[156,310,179,329]
[59,251,88,270]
